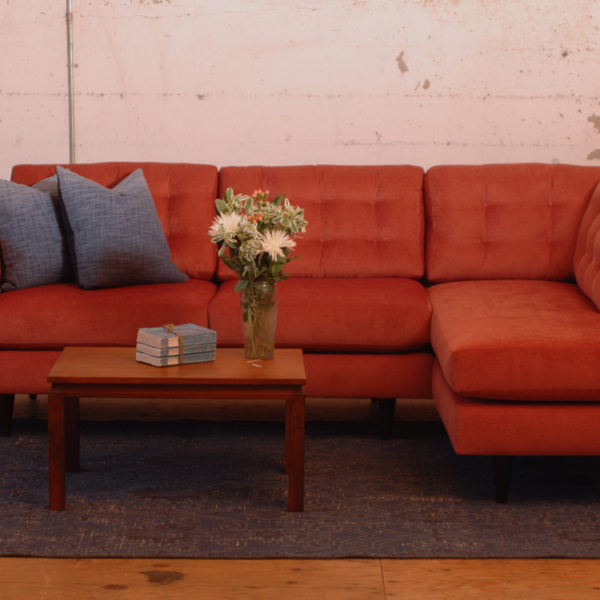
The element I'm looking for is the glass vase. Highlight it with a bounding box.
[240,281,277,359]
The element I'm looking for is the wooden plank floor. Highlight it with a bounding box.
[1,558,600,599]
[5,396,600,598]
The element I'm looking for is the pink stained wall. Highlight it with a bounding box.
[1,0,600,179]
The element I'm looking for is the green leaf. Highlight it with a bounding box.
[273,194,285,206]
[215,198,228,213]
[255,266,268,279]
[225,187,233,202]
[244,196,253,211]
[221,255,240,272]
[218,244,227,257]
[234,279,249,293]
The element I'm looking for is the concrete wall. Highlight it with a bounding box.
[1,0,599,179]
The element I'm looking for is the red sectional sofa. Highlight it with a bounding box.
[2,161,600,502]
[1,162,433,439]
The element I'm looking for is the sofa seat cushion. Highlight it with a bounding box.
[209,278,431,352]
[429,280,600,401]
[0,279,216,349]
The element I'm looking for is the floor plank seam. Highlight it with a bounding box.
[379,559,389,600]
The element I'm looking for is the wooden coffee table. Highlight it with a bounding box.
[47,347,306,512]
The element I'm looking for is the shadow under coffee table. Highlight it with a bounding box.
[47,347,307,512]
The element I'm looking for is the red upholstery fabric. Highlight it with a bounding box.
[0,350,434,398]
[217,165,425,280]
[429,280,600,401]
[0,280,216,349]
[10,162,218,280]
[433,360,600,455]
[303,352,433,398]
[209,278,431,352]
[574,180,600,310]
[0,350,61,394]
[209,278,430,352]
[425,163,600,282]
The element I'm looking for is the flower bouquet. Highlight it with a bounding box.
[208,187,307,359]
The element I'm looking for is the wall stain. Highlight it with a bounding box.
[395,52,409,73]
[588,115,600,160]
[588,114,600,133]
[140,570,184,585]
[423,79,431,89]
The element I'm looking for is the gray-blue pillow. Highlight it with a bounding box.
[0,177,72,292]
[56,166,188,289]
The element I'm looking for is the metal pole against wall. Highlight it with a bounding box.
[66,0,75,163]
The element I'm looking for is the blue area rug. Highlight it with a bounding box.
[1,418,599,558]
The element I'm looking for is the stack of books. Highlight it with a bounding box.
[135,323,217,367]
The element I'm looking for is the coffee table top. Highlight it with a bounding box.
[48,347,306,387]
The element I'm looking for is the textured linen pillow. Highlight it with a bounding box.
[574,180,600,310]
[0,176,72,292]
[56,166,188,289]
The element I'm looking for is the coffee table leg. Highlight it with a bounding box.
[48,391,66,510]
[285,398,291,474]
[286,393,305,512]
[64,397,80,472]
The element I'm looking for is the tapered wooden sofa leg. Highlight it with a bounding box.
[375,398,396,439]
[1,394,15,437]
[493,456,512,503]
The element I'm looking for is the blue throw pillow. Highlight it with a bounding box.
[56,166,188,289]
[0,177,72,292]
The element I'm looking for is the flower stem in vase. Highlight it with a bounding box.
[241,281,277,359]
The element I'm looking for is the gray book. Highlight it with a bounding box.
[136,323,217,348]
[135,349,216,367]
[136,341,216,358]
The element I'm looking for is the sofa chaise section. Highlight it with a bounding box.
[425,163,600,501]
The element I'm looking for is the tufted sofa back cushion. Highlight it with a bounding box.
[10,162,218,280]
[574,181,600,310]
[217,165,425,279]
[425,163,600,282]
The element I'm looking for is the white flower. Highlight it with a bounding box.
[261,229,296,261]
[208,212,242,242]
